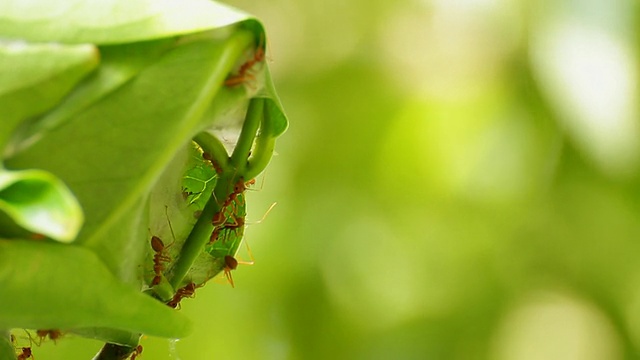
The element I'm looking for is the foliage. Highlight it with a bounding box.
[0,0,287,358]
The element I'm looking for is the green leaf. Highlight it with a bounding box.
[0,0,288,346]
[0,169,83,242]
[7,31,254,275]
[6,39,176,157]
[0,240,191,338]
[0,41,98,151]
[0,333,13,360]
[257,66,289,137]
[0,0,254,45]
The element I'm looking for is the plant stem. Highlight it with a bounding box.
[170,98,263,289]
[194,132,229,170]
[230,98,264,175]
[245,100,276,180]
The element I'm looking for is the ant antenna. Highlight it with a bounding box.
[164,205,177,245]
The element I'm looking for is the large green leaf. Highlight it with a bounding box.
[0,240,191,338]
[0,41,97,148]
[0,0,253,44]
[7,32,254,276]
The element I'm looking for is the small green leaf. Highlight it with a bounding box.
[0,169,83,242]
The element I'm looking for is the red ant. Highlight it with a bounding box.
[167,282,201,309]
[129,345,143,360]
[16,347,33,360]
[209,179,274,246]
[210,179,250,230]
[222,245,255,288]
[35,329,62,345]
[209,227,221,244]
[211,207,230,228]
[232,178,256,196]
[150,207,177,286]
[150,236,172,286]
[202,152,224,175]
[223,255,239,288]
[224,46,266,87]
[11,334,34,360]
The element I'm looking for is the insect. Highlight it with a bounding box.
[150,236,172,286]
[222,244,256,288]
[167,282,201,309]
[209,227,221,244]
[211,206,232,227]
[209,180,251,244]
[209,198,245,245]
[35,329,62,345]
[129,345,143,360]
[223,255,239,288]
[224,46,266,87]
[16,347,33,360]
[10,334,34,360]
[211,201,275,244]
[202,152,224,175]
[150,207,177,286]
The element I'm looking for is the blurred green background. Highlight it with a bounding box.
[32,0,640,359]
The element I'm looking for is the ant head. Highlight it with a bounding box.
[234,178,246,193]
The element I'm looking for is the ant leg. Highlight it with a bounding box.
[245,202,277,226]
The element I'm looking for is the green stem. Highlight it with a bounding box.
[245,100,275,180]
[194,132,229,170]
[169,99,264,288]
[158,28,257,293]
[169,139,234,289]
[230,98,264,175]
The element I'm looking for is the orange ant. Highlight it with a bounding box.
[167,282,201,309]
[211,208,230,228]
[202,152,224,175]
[16,347,33,360]
[149,207,177,286]
[210,179,250,230]
[129,345,143,360]
[232,178,256,195]
[11,333,34,360]
[222,241,255,288]
[209,198,276,246]
[223,255,239,288]
[150,235,172,286]
[209,227,221,244]
[224,46,266,87]
[35,329,62,345]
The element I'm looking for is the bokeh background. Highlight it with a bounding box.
[34,0,640,359]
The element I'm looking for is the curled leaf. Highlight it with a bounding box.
[0,169,83,242]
